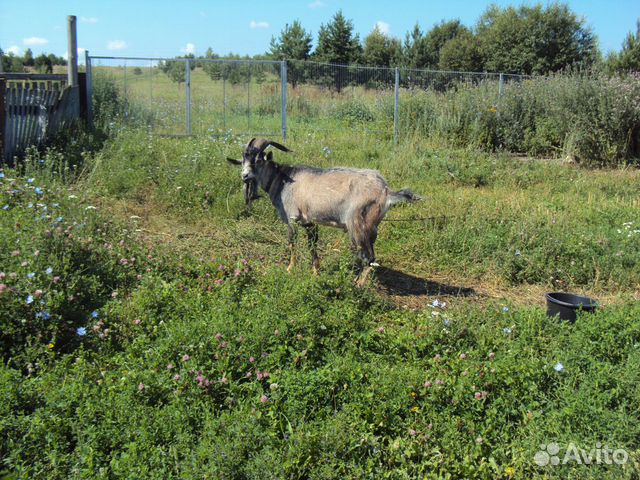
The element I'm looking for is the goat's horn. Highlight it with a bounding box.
[252,138,291,154]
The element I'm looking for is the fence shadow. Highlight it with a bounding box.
[374,266,476,298]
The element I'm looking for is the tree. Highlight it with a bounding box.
[438,30,483,72]
[269,20,312,87]
[476,4,598,74]
[34,53,53,73]
[160,54,195,85]
[23,48,34,67]
[608,19,640,72]
[423,20,470,69]
[363,25,401,67]
[402,23,429,68]
[314,10,362,64]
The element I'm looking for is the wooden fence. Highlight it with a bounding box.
[0,73,85,164]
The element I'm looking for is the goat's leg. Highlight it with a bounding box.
[286,223,297,273]
[304,224,320,274]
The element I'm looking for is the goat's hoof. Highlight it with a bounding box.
[355,266,373,287]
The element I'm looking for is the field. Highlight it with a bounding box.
[1,76,640,478]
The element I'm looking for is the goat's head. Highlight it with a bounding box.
[227,138,290,205]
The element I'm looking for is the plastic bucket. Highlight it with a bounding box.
[545,292,598,322]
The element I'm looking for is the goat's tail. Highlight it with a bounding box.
[387,188,421,208]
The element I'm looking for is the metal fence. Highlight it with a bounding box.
[86,55,528,142]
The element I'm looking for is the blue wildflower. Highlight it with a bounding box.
[27,203,33,208]
[55,216,63,223]
[443,318,451,327]
[45,267,53,275]
[2,205,8,211]
[554,362,564,372]
[503,327,512,334]
[502,306,509,313]
[52,203,59,207]
[27,178,35,184]
[34,187,43,195]
[76,327,87,336]
[26,295,34,304]
[0,172,4,178]
[27,272,35,279]
[91,310,99,318]
[36,311,51,320]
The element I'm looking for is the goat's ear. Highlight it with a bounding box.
[227,157,242,166]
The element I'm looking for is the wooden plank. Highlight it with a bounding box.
[5,88,15,164]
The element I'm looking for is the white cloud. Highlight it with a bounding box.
[308,0,326,8]
[6,45,21,55]
[181,43,196,55]
[107,40,127,50]
[80,16,98,24]
[23,37,49,46]
[249,20,270,29]
[375,21,390,35]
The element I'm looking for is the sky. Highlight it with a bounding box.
[0,0,637,62]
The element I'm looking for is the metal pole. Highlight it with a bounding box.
[67,15,78,87]
[185,59,191,135]
[394,67,400,145]
[247,63,251,131]
[84,50,93,128]
[281,60,287,141]
[223,72,227,131]
[499,73,504,97]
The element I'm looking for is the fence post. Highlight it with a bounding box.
[0,78,5,163]
[280,60,287,141]
[394,67,400,145]
[84,50,93,129]
[67,16,78,87]
[499,73,504,97]
[185,59,191,135]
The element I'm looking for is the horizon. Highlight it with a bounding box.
[1,0,638,62]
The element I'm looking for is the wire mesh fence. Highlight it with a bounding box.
[87,55,529,141]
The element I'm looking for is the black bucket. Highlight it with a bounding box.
[545,292,598,322]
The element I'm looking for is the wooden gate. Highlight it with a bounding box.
[0,73,85,164]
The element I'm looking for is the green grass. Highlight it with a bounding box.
[1,128,640,478]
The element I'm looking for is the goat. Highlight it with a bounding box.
[227,138,419,285]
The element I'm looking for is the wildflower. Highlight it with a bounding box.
[0,172,4,178]
[26,294,34,304]
[27,272,36,279]
[0,272,4,280]
[488,352,496,361]
[27,178,35,184]
[48,343,54,349]
[76,327,87,336]
[111,291,118,299]
[33,289,43,298]
[2,205,8,211]
[269,382,279,390]
[503,327,512,334]
[474,391,483,399]
[377,326,385,333]
[173,374,181,381]
[53,276,61,284]
[234,269,241,277]
[182,354,191,362]
[45,267,53,275]
[408,428,417,437]
[219,341,228,349]
[459,353,467,360]
[424,380,432,388]
[85,205,96,210]
[502,306,509,313]
[435,379,444,385]
[554,362,564,372]
[410,406,420,413]
[433,354,441,362]
[0,284,6,294]
[138,383,145,391]
[505,466,515,477]
[215,333,223,341]
[476,436,483,444]
[34,187,43,195]
[68,194,77,199]
[133,318,141,325]
[514,250,521,256]
[91,310,99,318]
[431,299,447,309]
[260,395,269,403]
[11,250,20,257]
[249,356,255,363]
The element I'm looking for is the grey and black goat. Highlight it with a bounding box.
[227,138,420,284]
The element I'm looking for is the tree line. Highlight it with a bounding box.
[0,48,67,73]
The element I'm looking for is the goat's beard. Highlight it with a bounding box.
[243,179,260,207]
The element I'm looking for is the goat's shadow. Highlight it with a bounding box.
[374,266,476,298]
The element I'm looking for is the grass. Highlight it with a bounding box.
[0,120,639,478]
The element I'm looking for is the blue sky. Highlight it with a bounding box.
[0,0,637,61]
